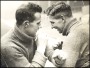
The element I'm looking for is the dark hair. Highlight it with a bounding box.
[16,2,42,25]
[45,2,72,19]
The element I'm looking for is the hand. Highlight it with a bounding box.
[35,31,48,55]
[52,49,67,67]
[47,37,62,50]
[45,37,61,61]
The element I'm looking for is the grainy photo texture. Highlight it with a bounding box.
[1,1,89,67]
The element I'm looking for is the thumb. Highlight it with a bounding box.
[52,49,60,58]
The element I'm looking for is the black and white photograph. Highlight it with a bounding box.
[1,0,89,67]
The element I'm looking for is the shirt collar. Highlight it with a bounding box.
[62,18,78,36]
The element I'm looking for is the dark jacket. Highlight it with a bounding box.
[1,25,47,67]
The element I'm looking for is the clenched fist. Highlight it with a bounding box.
[52,49,67,67]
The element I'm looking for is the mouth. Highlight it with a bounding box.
[52,27,59,31]
[52,27,62,33]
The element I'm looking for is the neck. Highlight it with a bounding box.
[14,24,34,43]
[62,16,77,35]
[65,16,74,27]
[18,24,28,37]
[17,24,24,32]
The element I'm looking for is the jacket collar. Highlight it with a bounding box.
[62,18,78,36]
[13,24,34,43]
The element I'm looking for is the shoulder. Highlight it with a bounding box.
[76,23,89,38]
[1,40,21,56]
[1,29,14,44]
[64,23,89,51]
[71,23,89,38]
[1,28,19,51]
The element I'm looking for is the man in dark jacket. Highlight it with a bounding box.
[1,2,47,67]
[45,2,89,67]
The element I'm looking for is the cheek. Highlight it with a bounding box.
[25,25,39,36]
[29,24,39,33]
[26,28,36,37]
[54,23,64,31]
[59,23,64,28]
[55,23,62,28]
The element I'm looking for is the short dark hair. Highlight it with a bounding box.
[45,2,72,19]
[16,2,42,25]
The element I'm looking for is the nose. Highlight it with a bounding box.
[50,21,55,28]
[51,24,54,29]
[51,25,53,29]
[39,25,42,29]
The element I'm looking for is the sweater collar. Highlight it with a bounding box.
[13,25,34,43]
[62,18,78,36]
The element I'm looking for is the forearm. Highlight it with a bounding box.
[61,50,79,67]
[2,45,47,67]
[45,49,54,62]
[31,43,47,67]
[32,51,47,67]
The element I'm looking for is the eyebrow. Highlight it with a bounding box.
[37,21,41,23]
[50,21,55,23]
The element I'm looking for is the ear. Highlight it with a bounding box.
[61,15,65,23]
[23,20,30,28]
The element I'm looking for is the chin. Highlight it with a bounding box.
[53,27,62,33]
[28,34,35,37]
[57,29,62,33]
[31,34,35,37]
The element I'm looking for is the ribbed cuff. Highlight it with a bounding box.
[47,49,54,62]
[32,51,47,67]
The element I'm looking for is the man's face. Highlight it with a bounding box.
[49,16,65,33]
[25,12,41,37]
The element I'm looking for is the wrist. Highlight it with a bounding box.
[37,46,46,55]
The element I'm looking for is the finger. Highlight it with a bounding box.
[52,49,60,58]
[54,57,63,66]
[57,55,62,60]
[54,56,66,66]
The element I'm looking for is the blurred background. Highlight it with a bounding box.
[1,1,89,37]
[1,1,89,67]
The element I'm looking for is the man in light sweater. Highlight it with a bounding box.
[45,1,89,67]
[1,2,47,67]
